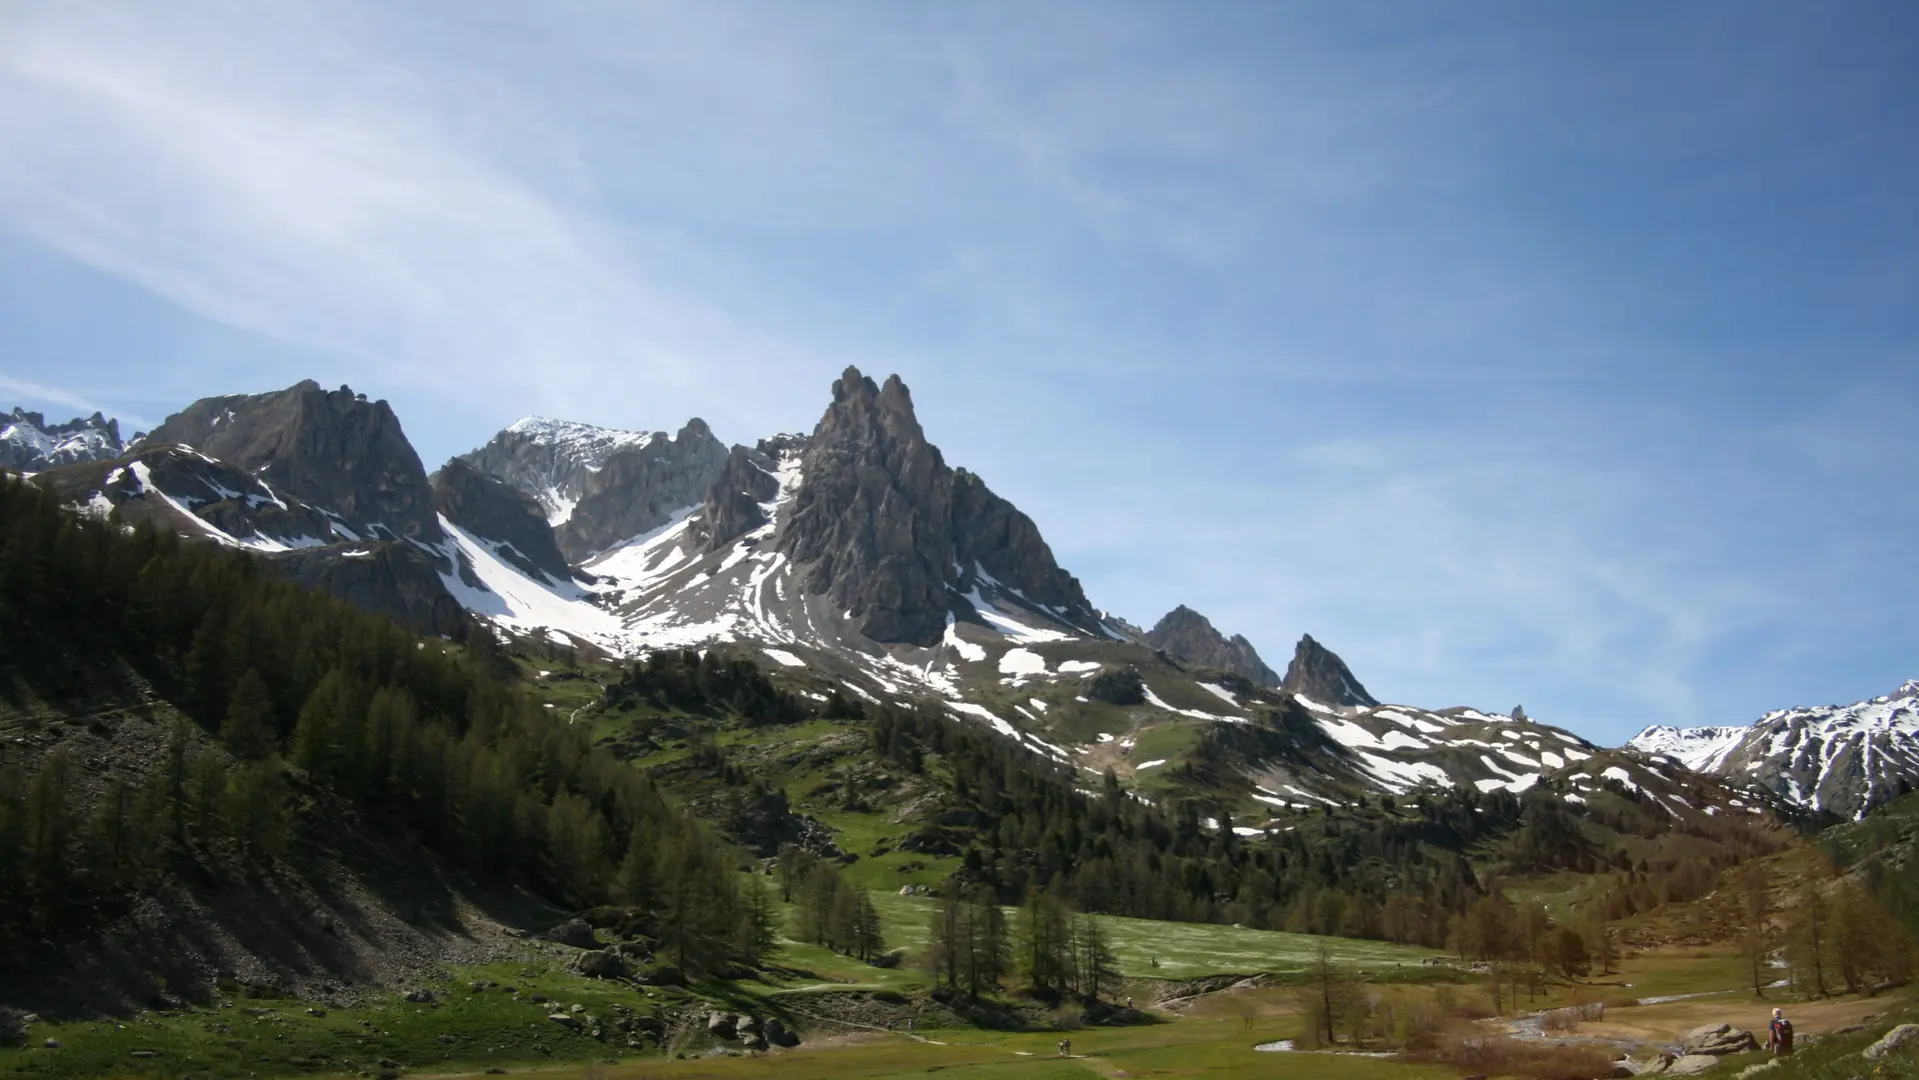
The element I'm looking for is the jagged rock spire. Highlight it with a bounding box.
[1280,633,1378,707]
[1144,605,1281,686]
[779,366,1095,646]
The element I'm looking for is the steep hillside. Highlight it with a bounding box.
[0,475,768,1014]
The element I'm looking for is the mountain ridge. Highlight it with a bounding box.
[1630,679,1919,819]
[15,377,1914,823]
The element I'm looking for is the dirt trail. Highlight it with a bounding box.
[1559,993,1897,1048]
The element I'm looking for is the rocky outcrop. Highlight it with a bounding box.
[780,369,955,644]
[779,367,1097,646]
[692,444,781,553]
[1679,1024,1758,1056]
[1865,1023,1919,1060]
[144,381,441,542]
[452,416,656,526]
[269,544,469,637]
[1143,606,1281,686]
[1089,668,1147,706]
[950,470,1093,616]
[1280,634,1378,708]
[2,407,133,473]
[431,459,572,582]
[547,420,730,561]
[33,446,337,545]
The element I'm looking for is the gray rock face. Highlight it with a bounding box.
[452,416,658,527]
[431,459,572,582]
[780,368,955,645]
[270,544,469,637]
[779,367,1096,646]
[693,444,782,553]
[950,469,1093,617]
[1143,606,1281,687]
[2,407,133,472]
[549,420,729,561]
[33,443,470,636]
[144,380,441,542]
[1280,634,1379,708]
[1865,1023,1919,1060]
[1679,1024,1757,1056]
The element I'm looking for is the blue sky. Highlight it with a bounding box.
[2,1,1914,743]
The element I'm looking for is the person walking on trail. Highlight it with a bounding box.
[1767,1008,1794,1056]
[1058,1038,1071,1057]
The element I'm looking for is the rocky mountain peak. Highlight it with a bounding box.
[466,417,657,525]
[142,381,440,542]
[1143,605,1281,686]
[1280,633,1379,708]
[3,406,134,473]
[778,367,1097,647]
[781,367,954,645]
[458,415,730,562]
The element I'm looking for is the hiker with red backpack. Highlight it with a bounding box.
[1768,1008,1794,1056]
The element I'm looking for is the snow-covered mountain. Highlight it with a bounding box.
[1630,681,1919,820]
[2,407,135,473]
[457,417,659,526]
[452,417,728,563]
[15,371,1876,827]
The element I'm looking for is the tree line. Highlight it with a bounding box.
[0,474,766,977]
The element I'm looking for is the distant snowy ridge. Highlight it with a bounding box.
[1628,680,1919,819]
[2,407,133,473]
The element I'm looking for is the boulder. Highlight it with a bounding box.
[404,988,436,1003]
[743,1034,768,1051]
[575,949,629,979]
[542,919,599,949]
[548,1013,580,1029]
[707,1012,738,1039]
[1864,1024,1919,1060]
[764,1017,800,1047]
[1680,1024,1757,1056]
[1666,1055,1722,1075]
[42,1039,61,1049]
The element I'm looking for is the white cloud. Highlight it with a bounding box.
[0,1,826,436]
[0,372,153,429]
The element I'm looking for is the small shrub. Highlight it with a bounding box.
[0,1007,25,1048]
[1409,1033,1614,1080]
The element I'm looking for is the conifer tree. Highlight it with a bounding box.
[223,668,277,761]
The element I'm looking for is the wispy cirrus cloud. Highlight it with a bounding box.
[0,1,828,439]
[0,372,153,429]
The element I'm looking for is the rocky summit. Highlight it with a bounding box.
[1280,633,1379,709]
[144,380,442,543]
[1,407,133,473]
[779,366,1096,645]
[1144,605,1282,686]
